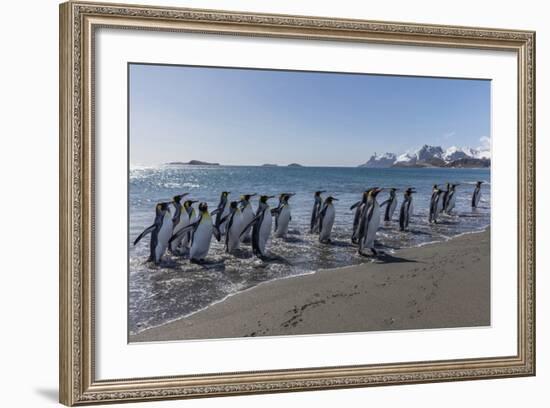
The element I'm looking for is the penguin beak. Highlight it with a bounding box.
[267,195,275,199]
[190,200,198,204]
[332,198,339,201]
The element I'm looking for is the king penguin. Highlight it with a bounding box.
[242,195,274,258]
[169,202,219,263]
[380,188,398,222]
[318,196,338,243]
[178,199,198,251]
[273,193,295,238]
[350,190,371,244]
[429,185,444,224]
[169,193,190,253]
[310,191,325,233]
[399,188,416,231]
[134,202,173,265]
[223,201,243,253]
[472,181,483,209]
[357,188,383,256]
[213,191,230,235]
[239,194,256,242]
[444,184,460,214]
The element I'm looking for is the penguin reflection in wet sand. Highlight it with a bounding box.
[319,196,338,243]
[134,202,172,265]
[242,195,274,258]
[239,194,256,242]
[350,190,370,244]
[429,185,444,224]
[310,191,325,233]
[273,193,295,238]
[399,188,416,231]
[169,202,219,263]
[380,188,398,222]
[357,188,383,256]
[212,191,230,235]
[472,181,483,209]
[444,184,460,214]
[223,201,243,253]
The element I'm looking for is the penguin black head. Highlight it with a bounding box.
[156,202,171,213]
[198,202,208,213]
[259,195,274,203]
[242,193,256,201]
[362,189,373,201]
[229,201,239,210]
[326,196,338,203]
[405,187,416,196]
[371,187,383,197]
[184,199,197,208]
[315,190,326,197]
[173,193,189,203]
[476,181,483,187]
[281,193,295,202]
[221,191,230,198]
[433,184,438,190]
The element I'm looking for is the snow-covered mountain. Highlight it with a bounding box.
[358,152,397,168]
[359,144,491,168]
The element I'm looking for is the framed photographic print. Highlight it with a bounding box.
[59,1,536,405]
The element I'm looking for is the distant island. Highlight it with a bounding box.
[261,163,279,167]
[287,163,304,168]
[166,160,220,166]
[358,144,490,169]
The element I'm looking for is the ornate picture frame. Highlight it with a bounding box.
[59,1,535,405]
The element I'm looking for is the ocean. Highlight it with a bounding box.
[129,165,490,335]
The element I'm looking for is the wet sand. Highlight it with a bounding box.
[131,228,490,342]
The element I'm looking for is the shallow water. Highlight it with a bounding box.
[129,165,490,334]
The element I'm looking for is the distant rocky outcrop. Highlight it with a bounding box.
[444,158,491,168]
[166,160,220,166]
[287,163,303,167]
[358,144,490,169]
[261,163,279,167]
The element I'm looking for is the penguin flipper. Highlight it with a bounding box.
[169,220,200,245]
[350,201,361,210]
[380,199,390,207]
[134,224,156,246]
[212,226,222,242]
[240,215,261,238]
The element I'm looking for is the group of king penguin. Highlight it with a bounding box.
[134,181,484,265]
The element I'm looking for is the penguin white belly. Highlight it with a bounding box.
[319,206,335,242]
[226,213,243,252]
[475,190,482,207]
[447,194,456,212]
[365,204,381,248]
[240,206,254,241]
[409,202,414,218]
[181,212,197,247]
[171,213,190,250]
[388,199,397,220]
[155,213,173,262]
[190,220,213,260]
[437,196,444,213]
[258,212,272,255]
[274,206,291,238]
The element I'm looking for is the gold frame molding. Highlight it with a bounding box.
[59,1,536,405]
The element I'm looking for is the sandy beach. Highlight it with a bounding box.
[131,228,490,342]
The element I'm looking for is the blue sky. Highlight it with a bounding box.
[129,63,490,167]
